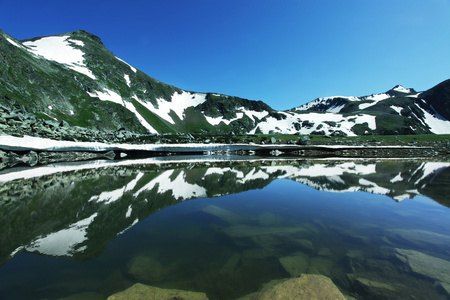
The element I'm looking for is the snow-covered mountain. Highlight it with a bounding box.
[1,29,450,136]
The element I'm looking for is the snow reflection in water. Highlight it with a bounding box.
[0,159,449,299]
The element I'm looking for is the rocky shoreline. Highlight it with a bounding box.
[1,104,449,169]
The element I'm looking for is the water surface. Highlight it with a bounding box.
[0,158,449,299]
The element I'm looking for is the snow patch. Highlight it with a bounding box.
[124,74,131,87]
[123,100,158,133]
[87,88,124,106]
[6,37,24,48]
[365,93,391,101]
[126,205,133,218]
[116,56,137,73]
[87,89,157,133]
[250,112,376,136]
[133,91,206,124]
[391,106,403,115]
[294,96,358,112]
[205,113,244,126]
[393,85,412,93]
[416,105,450,134]
[23,36,96,79]
[326,105,346,113]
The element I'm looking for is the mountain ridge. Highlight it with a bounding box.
[1,29,450,137]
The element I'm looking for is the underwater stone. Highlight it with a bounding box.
[202,204,243,224]
[279,252,309,277]
[58,292,105,300]
[241,248,271,264]
[219,253,241,275]
[127,256,167,282]
[354,277,397,298]
[308,256,334,277]
[293,238,315,252]
[385,229,450,249]
[107,283,209,300]
[318,247,333,257]
[436,281,450,297]
[393,248,450,284]
[258,274,346,300]
[222,224,306,238]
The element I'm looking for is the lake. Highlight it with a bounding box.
[0,157,449,299]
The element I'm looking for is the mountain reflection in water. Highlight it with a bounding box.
[0,158,449,300]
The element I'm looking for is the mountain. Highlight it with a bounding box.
[1,29,450,137]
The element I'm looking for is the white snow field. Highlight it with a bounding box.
[24,36,96,80]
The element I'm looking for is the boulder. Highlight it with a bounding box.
[107,283,209,300]
[258,274,346,300]
[297,136,311,145]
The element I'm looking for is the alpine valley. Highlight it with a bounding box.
[1,29,450,140]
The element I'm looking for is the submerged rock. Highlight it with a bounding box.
[57,291,104,300]
[317,247,333,257]
[127,256,167,282]
[279,253,309,277]
[292,238,315,252]
[391,248,450,284]
[219,253,241,275]
[354,277,397,298]
[385,229,450,249]
[308,256,334,277]
[258,274,346,300]
[436,281,450,297]
[107,283,209,300]
[202,204,243,224]
[222,224,306,238]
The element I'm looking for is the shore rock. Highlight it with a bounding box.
[107,283,209,300]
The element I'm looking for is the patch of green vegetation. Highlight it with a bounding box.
[352,123,372,135]
[131,99,176,133]
[182,107,217,133]
[375,114,410,135]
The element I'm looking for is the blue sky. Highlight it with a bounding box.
[2,0,450,110]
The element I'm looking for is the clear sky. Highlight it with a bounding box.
[2,0,450,110]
